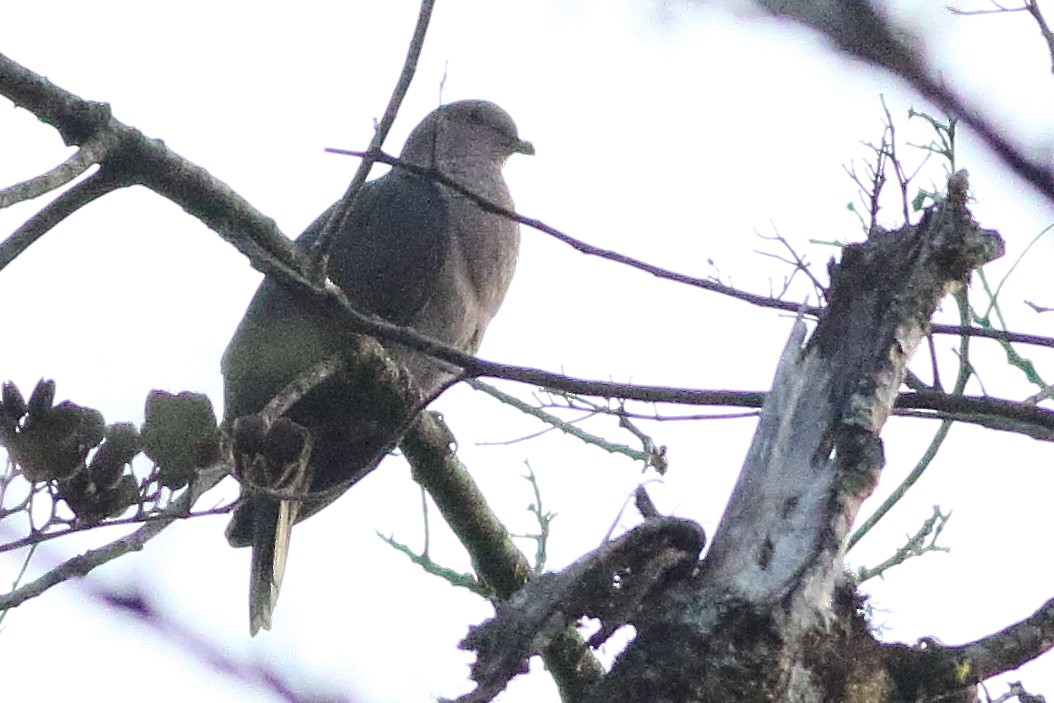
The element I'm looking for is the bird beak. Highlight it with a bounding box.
[514,139,535,156]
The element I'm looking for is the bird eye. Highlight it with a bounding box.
[468,109,485,125]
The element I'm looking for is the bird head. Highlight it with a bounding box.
[401,100,534,171]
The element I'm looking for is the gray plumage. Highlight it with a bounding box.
[221,100,533,635]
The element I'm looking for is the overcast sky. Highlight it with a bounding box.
[2,1,1053,701]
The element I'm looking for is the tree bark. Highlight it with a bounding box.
[586,172,1004,703]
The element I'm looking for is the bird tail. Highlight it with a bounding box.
[249,498,299,636]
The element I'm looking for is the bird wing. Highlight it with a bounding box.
[305,170,450,324]
[224,169,450,634]
[222,170,449,419]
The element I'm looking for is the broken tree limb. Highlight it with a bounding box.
[585,171,1004,703]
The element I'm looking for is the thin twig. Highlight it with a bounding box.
[0,169,121,272]
[763,0,1054,207]
[401,411,605,700]
[848,290,974,549]
[0,50,304,278]
[855,505,950,581]
[327,148,1054,352]
[0,503,233,556]
[0,130,120,209]
[378,532,488,596]
[1025,0,1054,74]
[315,0,436,263]
[0,464,227,610]
[468,380,655,465]
[325,147,804,312]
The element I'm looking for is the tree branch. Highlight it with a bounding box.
[585,172,1004,702]
[315,0,436,262]
[0,168,121,272]
[401,411,606,703]
[329,148,1054,353]
[0,129,120,209]
[757,0,1054,206]
[0,50,303,278]
[951,596,1054,681]
[0,464,226,611]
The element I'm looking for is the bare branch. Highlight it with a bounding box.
[757,0,1054,207]
[0,464,226,611]
[0,168,121,272]
[1025,0,1054,75]
[989,681,1050,703]
[315,0,436,264]
[581,172,1004,703]
[0,503,233,556]
[328,148,1054,355]
[516,462,553,573]
[325,147,799,311]
[710,169,999,619]
[854,505,950,581]
[0,129,120,209]
[456,517,705,703]
[467,379,659,467]
[947,2,1027,17]
[951,596,1054,681]
[0,50,304,279]
[401,410,606,702]
[847,413,954,551]
[378,531,489,597]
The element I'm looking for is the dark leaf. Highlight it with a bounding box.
[141,390,219,489]
[89,422,141,489]
[59,472,140,526]
[1,381,27,420]
[26,378,55,421]
[15,401,105,481]
[232,414,269,458]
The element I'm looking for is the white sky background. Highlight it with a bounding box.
[1,1,1053,701]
